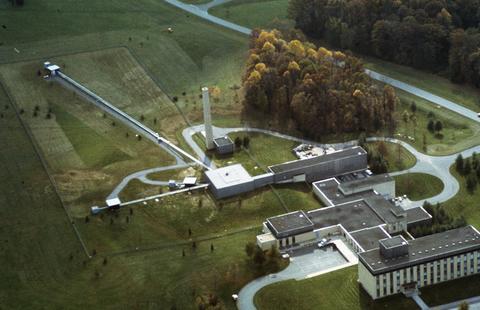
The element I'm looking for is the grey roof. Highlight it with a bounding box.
[379,235,407,248]
[313,178,372,206]
[205,164,252,189]
[364,195,405,224]
[406,207,432,225]
[350,226,390,251]
[359,226,480,275]
[266,210,314,238]
[214,136,234,147]
[308,200,384,232]
[268,146,366,174]
[339,173,393,194]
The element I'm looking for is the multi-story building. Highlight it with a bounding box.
[358,226,480,299]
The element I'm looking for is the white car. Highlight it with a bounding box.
[477,113,480,118]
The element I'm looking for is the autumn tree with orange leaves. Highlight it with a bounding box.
[242,30,397,139]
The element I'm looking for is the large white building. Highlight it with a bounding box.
[358,226,480,299]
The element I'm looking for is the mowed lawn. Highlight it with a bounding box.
[210,0,292,29]
[394,173,444,201]
[254,266,418,310]
[444,163,480,229]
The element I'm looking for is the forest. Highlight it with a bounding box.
[242,30,397,139]
[288,0,480,87]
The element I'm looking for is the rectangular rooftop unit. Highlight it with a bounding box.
[379,235,409,259]
[205,164,255,199]
[266,210,314,238]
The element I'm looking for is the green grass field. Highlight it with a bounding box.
[254,266,417,310]
[366,141,416,172]
[210,0,292,29]
[394,173,444,201]
[444,163,480,229]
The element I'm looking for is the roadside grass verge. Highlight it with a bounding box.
[364,57,480,112]
[394,173,444,201]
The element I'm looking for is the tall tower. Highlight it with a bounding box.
[202,87,215,150]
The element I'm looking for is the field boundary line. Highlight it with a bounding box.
[0,79,92,259]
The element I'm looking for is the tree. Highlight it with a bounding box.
[103,257,108,265]
[234,137,242,148]
[245,242,255,257]
[464,159,472,175]
[85,216,90,223]
[456,154,464,173]
[410,101,417,113]
[377,141,389,157]
[253,246,266,266]
[243,136,250,149]
[192,241,197,250]
[210,243,214,252]
[427,119,435,132]
[467,174,477,193]
[458,301,469,310]
[435,120,443,134]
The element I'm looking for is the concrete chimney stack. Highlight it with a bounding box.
[202,87,215,150]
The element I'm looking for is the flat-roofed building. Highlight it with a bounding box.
[205,164,255,199]
[358,226,480,299]
[268,146,367,184]
[214,136,235,155]
[338,174,395,199]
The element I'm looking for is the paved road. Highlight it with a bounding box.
[237,243,356,310]
[365,70,480,123]
[196,0,233,11]
[164,0,251,34]
[107,163,191,199]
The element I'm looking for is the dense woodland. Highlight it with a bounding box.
[288,0,480,87]
[242,30,397,139]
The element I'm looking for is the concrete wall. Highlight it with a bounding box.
[273,153,367,184]
[360,250,480,300]
[253,173,274,188]
[209,180,255,199]
[217,143,234,155]
[257,233,278,251]
[359,262,377,299]
[312,183,334,207]
[278,231,316,249]
[342,179,395,199]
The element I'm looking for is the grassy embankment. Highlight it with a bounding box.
[254,266,418,310]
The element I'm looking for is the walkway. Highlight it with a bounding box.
[411,293,430,310]
[107,163,191,200]
[237,241,356,310]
